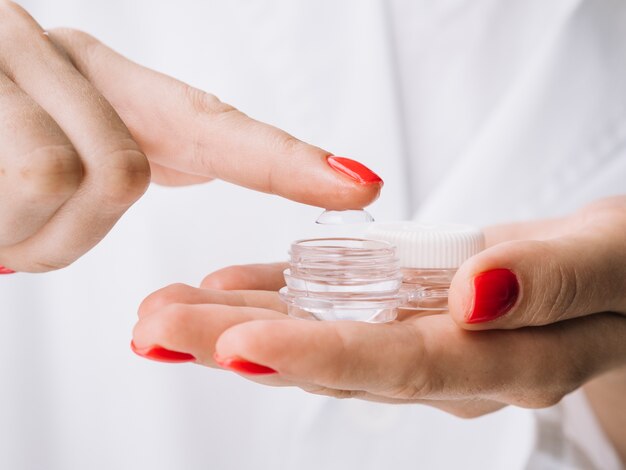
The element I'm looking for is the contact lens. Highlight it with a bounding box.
[315,209,375,225]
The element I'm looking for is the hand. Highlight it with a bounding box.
[131,196,626,418]
[0,1,381,272]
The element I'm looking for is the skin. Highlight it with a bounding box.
[133,196,626,462]
[585,368,626,463]
[0,1,380,272]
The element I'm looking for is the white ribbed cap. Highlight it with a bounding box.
[366,223,484,269]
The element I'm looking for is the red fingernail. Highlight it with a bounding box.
[0,265,15,274]
[131,340,196,363]
[467,269,519,323]
[327,156,383,185]
[213,352,277,375]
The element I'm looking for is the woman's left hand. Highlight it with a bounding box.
[131,196,626,418]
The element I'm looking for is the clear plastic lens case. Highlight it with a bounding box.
[279,212,484,323]
[279,238,458,323]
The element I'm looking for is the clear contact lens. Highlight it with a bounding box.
[315,209,375,225]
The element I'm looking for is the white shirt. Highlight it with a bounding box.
[1,1,624,469]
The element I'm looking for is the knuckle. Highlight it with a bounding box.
[141,283,191,314]
[518,240,579,325]
[392,329,435,400]
[446,407,486,420]
[386,381,433,401]
[323,328,353,385]
[302,385,359,400]
[515,364,579,409]
[521,390,564,409]
[19,144,83,199]
[201,265,246,290]
[48,28,104,72]
[552,333,591,388]
[544,254,580,323]
[263,134,304,196]
[272,133,304,156]
[184,85,236,118]
[577,196,626,224]
[48,27,90,43]
[182,86,237,177]
[96,146,151,206]
[0,1,32,22]
[0,1,43,47]
[385,352,435,400]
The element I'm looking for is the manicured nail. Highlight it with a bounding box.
[130,340,196,363]
[327,156,383,185]
[0,265,15,274]
[213,352,277,375]
[467,269,519,323]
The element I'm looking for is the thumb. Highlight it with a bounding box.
[49,29,382,210]
[449,229,626,330]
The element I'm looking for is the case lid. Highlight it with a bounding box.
[366,222,484,269]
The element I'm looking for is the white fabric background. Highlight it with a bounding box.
[1,1,624,469]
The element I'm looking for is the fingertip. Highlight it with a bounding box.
[0,265,16,275]
[267,149,383,210]
[328,179,383,210]
[320,155,384,210]
[132,302,205,357]
[464,268,520,326]
[450,242,527,329]
[213,352,277,375]
[326,156,383,185]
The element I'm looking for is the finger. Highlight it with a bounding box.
[143,294,506,414]
[449,229,626,329]
[132,302,286,366]
[214,311,626,408]
[461,197,626,329]
[297,383,506,416]
[50,28,382,209]
[0,7,150,271]
[0,72,82,246]
[482,215,574,247]
[215,317,428,396]
[201,263,288,291]
[481,196,626,247]
[400,398,506,418]
[148,161,211,186]
[138,283,286,318]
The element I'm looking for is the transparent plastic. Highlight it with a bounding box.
[400,268,456,311]
[279,238,456,323]
[315,209,375,225]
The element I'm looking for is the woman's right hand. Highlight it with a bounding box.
[0,1,382,273]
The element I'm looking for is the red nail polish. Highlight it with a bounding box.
[467,269,519,323]
[327,156,383,185]
[213,352,277,375]
[0,265,15,274]
[130,340,196,363]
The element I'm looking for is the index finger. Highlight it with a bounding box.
[52,30,383,210]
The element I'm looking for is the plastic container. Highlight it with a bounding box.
[279,223,484,322]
